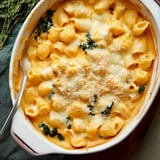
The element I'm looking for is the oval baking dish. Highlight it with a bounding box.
[9,0,160,156]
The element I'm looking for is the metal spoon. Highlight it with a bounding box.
[0,43,30,140]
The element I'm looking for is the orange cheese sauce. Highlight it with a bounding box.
[13,0,156,149]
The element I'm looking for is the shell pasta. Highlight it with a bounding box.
[13,0,156,149]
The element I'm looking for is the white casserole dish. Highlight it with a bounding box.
[9,0,160,156]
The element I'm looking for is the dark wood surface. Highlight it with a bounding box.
[63,89,160,160]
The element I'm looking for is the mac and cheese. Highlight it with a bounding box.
[13,0,156,149]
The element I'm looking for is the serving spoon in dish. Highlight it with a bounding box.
[0,44,30,140]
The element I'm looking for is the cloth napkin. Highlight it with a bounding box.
[0,23,64,160]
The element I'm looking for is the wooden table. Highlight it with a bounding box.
[63,89,160,160]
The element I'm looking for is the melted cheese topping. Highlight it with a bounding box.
[13,0,156,149]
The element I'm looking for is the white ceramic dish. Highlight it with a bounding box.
[9,0,160,156]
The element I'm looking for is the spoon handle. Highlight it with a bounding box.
[0,74,27,140]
